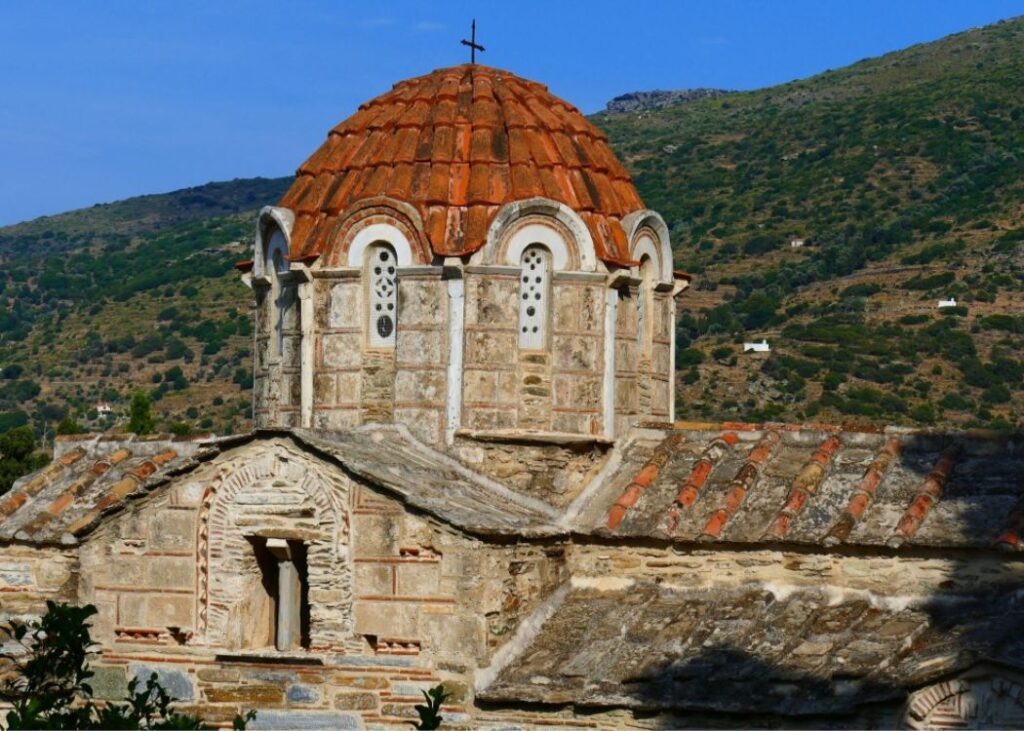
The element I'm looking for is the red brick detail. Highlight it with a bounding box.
[825,437,902,545]
[701,430,783,539]
[767,435,842,538]
[890,448,959,545]
[606,433,684,530]
[665,433,738,533]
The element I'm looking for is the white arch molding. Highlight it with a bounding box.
[505,224,572,271]
[254,206,295,279]
[346,223,414,268]
[622,209,673,283]
[484,197,598,272]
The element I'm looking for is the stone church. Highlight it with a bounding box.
[2,64,1024,729]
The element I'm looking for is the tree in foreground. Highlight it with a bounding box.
[128,391,155,435]
[0,426,49,495]
[0,601,255,730]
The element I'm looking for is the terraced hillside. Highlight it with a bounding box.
[0,178,290,440]
[596,16,1024,429]
[0,17,1022,449]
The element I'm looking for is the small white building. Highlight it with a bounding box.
[95,402,113,416]
[789,238,806,248]
[743,339,771,353]
[937,297,958,308]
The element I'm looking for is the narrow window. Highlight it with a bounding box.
[255,538,310,652]
[271,249,289,358]
[518,245,551,350]
[637,256,655,356]
[367,243,398,348]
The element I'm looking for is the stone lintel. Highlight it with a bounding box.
[455,428,614,447]
[553,271,606,283]
[395,265,443,278]
[465,265,520,276]
[311,268,360,279]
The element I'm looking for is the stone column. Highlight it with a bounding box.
[266,539,301,651]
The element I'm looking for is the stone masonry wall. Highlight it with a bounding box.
[314,275,363,432]
[462,269,606,435]
[614,286,639,435]
[0,544,77,620]
[392,271,448,445]
[54,439,576,727]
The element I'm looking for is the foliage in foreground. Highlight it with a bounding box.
[0,601,255,730]
[413,684,451,730]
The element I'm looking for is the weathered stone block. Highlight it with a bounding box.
[144,594,192,629]
[204,684,283,704]
[354,563,394,595]
[145,556,193,588]
[352,513,400,556]
[332,674,390,689]
[395,562,440,597]
[354,600,419,637]
[251,711,359,730]
[395,369,445,403]
[465,331,516,365]
[130,664,194,701]
[333,691,378,710]
[286,683,320,704]
[322,333,361,369]
[393,407,442,445]
[92,665,128,701]
[397,330,443,366]
[463,369,497,403]
[334,372,360,403]
[328,283,360,329]
[148,510,194,551]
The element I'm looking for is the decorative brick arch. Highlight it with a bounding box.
[320,197,432,269]
[904,675,1024,729]
[194,447,351,650]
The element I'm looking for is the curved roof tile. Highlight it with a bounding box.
[280,64,645,265]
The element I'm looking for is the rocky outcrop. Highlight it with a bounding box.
[604,88,733,114]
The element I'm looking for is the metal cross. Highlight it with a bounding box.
[461,19,485,64]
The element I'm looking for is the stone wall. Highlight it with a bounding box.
[311,271,450,444]
[0,544,77,620]
[462,268,607,435]
[48,439,575,727]
[452,437,611,509]
[614,285,639,435]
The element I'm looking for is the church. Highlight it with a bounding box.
[2,63,1024,729]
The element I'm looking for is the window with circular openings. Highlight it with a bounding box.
[518,245,551,350]
[367,243,398,348]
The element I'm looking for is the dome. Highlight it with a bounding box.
[279,64,645,266]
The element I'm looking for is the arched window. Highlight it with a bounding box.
[637,255,655,356]
[366,243,398,348]
[271,248,289,358]
[518,245,551,350]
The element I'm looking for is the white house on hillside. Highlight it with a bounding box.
[743,339,771,353]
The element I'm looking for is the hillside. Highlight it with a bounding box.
[1,18,1023,442]
[596,16,1024,430]
[0,178,291,438]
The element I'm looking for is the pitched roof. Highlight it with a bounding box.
[477,578,1024,715]
[279,64,645,266]
[0,426,559,546]
[566,423,1024,551]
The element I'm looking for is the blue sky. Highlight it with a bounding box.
[1,0,1021,226]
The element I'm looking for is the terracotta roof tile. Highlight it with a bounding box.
[278,64,644,265]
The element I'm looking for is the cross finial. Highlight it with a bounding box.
[461,19,485,64]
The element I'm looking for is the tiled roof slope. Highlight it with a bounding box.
[279,64,645,266]
[0,434,214,545]
[478,578,1024,714]
[0,426,559,546]
[569,423,1024,550]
